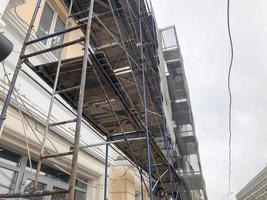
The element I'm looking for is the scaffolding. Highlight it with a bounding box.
[160,26,208,200]
[0,0,207,200]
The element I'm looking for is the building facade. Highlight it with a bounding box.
[0,0,207,200]
[236,166,267,200]
[0,0,147,199]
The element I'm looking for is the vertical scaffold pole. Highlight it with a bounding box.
[34,0,74,190]
[164,131,175,198]
[150,2,175,197]
[68,0,95,199]
[140,169,144,200]
[0,0,42,130]
[161,110,175,198]
[104,142,109,200]
[138,0,153,199]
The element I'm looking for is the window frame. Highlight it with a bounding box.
[0,146,89,200]
[38,1,65,58]
[0,147,23,194]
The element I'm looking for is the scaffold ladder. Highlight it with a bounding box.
[0,0,95,199]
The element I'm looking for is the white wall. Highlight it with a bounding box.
[0,0,9,17]
[0,0,9,30]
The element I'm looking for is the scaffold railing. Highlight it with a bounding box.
[0,0,184,200]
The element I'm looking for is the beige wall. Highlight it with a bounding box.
[109,165,149,200]
[0,100,105,178]
[15,0,84,59]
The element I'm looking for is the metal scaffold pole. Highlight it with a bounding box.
[161,104,175,198]
[150,2,176,197]
[68,0,95,199]
[0,0,97,199]
[138,0,153,199]
[34,0,74,191]
[0,0,42,130]
[104,142,109,200]
[140,169,144,200]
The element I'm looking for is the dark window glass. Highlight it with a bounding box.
[26,160,69,183]
[74,180,87,200]
[51,16,65,58]
[37,2,65,59]
[37,2,54,45]
[0,167,16,194]
[51,187,67,200]
[23,180,46,200]
[75,180,87,190]
[61,0,71,10]
[0,147,21,167]
[74,190,86,200]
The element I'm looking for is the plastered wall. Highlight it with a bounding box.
[15,0,84,59]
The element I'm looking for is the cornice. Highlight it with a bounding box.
[7,0,26,9]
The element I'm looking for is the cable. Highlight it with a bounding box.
[226,0,234,199]
[13,89,33,172]
[1,62,59,154]
[14,7,40,38]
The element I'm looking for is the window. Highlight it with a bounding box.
[0,167,17,194]
[0,146,89,200]
[37,2,65,58]
[0,147,20,194]
[75,180,87,200]
[23,180,47,200]
[74,190,86,200]
[51,187,67,200]
[26,161,88,200]
[26,160,70,183]
[0,147,21,166]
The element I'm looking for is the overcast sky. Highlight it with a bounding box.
[152,0,267,199]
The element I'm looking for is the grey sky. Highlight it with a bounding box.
[152,0,267,199]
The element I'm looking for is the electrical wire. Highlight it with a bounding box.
[13,89,33,172]
[226,0,234,199]
[14,7,40,38]
[1,62,63,159]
